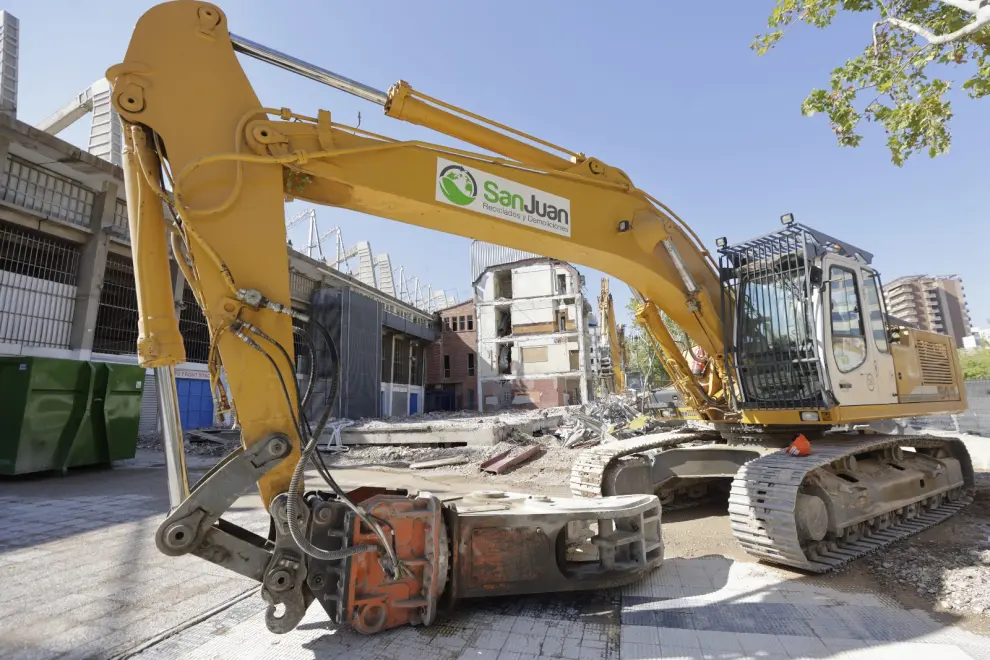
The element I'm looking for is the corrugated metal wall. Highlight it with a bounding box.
[469,240,539,283]
[307,285,383,421]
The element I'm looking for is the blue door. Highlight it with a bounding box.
[176,378,214,430]
[409,392,419,415]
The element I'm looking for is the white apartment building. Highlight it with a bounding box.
[473,258,594,411]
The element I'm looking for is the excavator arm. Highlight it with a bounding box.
[108,0,729,634]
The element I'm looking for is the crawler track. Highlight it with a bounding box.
[569,431,718,499]
[728,435,974,572]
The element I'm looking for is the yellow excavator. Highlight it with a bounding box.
[598,278,626,394]
[111,0,972,637]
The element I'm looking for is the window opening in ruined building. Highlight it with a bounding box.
[569,349,579,370]
[495,271,512,299]
[495,308,511,337]
[502,389,513,403]
[443,317,450,331]
[467,315,474,330]
[498,343,513,374]
[467,353,475,376]
[459,315,465,331]
[556,273,567,294]
[556,309,567,332]
[443,354,450,379]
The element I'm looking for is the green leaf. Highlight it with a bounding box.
[755,0,990,164]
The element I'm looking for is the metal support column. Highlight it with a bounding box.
[69,181,116,357]
[156,365,189,507]
[574,275,589,405]
[407,340,416,414]
[0,134,11,186]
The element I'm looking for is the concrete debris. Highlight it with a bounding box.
[865,471,990,617]
[137,428,240,457]
[553,394,669,448]
[409,456,470,470]
[480,445,542,474]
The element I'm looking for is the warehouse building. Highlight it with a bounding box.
[0,112,436,433]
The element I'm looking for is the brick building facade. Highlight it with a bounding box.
[425,300,478,411]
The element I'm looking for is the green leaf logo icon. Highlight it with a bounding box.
[439,165,478,206]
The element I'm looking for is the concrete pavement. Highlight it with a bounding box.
[3,447,990,659]
[0,452,265,660]
[130,555,990,660]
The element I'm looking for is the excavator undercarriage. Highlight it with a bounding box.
[571,429,974,572]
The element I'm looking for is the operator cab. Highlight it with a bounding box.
[717,214,896,414]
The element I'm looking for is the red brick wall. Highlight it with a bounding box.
[426,301,478,409]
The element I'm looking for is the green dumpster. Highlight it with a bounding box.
[0,357,146,475]
[92,362,147,462]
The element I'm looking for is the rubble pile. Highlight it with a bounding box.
[136,428,241,457]
[553,394,670,448]
[865,472,990,616]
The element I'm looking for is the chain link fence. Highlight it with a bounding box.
[907,380,990,437]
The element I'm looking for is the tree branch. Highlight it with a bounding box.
[884,5,990,45]
[936,0,981,14]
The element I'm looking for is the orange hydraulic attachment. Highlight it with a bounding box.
[344,494,446,634]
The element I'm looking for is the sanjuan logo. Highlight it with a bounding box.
[484,181,569,225]
[438,165,477,206]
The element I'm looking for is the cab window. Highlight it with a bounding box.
[829,266,867,373]
[862,271,889,353]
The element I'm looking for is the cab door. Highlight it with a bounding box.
[822,258,895,406]
[859,268,897,406]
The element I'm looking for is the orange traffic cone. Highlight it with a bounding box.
[786,433,811,457]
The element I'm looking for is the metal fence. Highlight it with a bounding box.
[908,379,990,437]
[92,253,139,355]
[0,222,79,348]
[178,285,211,363]
[2,156,95,229]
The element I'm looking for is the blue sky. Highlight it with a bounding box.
[9,1,987,329]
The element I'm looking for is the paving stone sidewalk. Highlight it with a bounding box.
[131,556,990,660]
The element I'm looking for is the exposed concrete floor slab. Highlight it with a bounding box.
[338,413,565,447]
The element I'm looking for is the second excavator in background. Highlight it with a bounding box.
[597,278,627,395]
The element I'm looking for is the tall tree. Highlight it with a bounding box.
[754,1,990,165]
